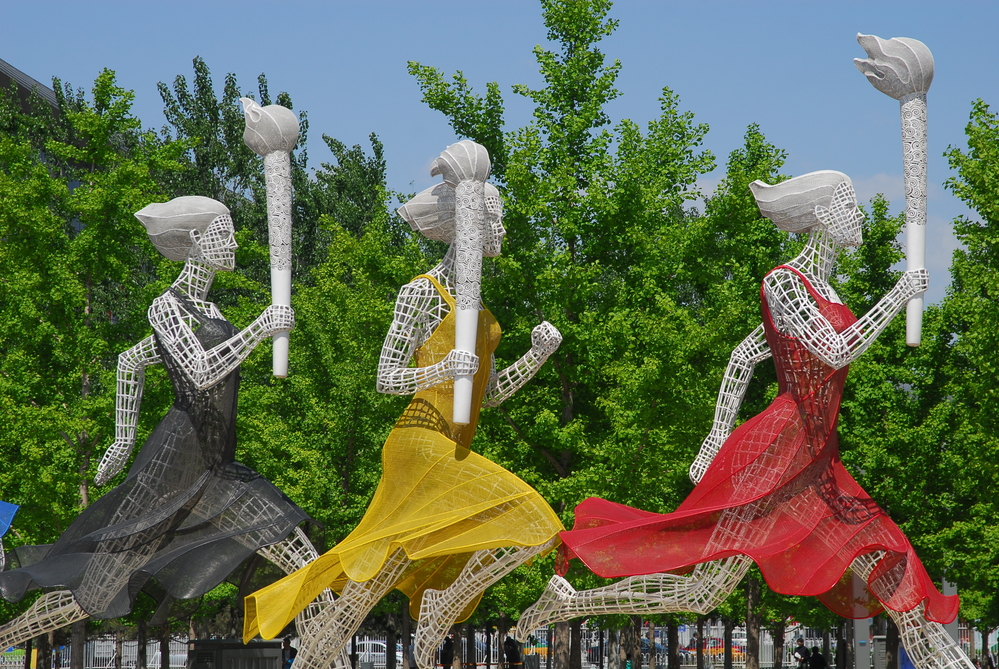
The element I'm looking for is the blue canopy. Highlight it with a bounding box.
[0,501,19,537]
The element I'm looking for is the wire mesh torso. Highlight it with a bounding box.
[557,268,957,624]
[0,293,308,619]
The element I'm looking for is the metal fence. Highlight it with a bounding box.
[1,638,188,669]
[1,622,983,669]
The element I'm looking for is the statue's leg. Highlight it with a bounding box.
[415,539,557,669]
[851,553,973,669]
[0,591,89,649]
[286,549,412,669]
[515,555,751,640]
[255,527,351,669]
[516,494,772,641]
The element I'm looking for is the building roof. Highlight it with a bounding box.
[0,57,58,111]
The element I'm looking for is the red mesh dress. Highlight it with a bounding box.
[558,267,957,623]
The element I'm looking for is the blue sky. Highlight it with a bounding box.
[4,1,997,303]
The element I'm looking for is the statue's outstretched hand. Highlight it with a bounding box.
[95,439,133,486]
[531,321,562,357]
[689,430,727,484]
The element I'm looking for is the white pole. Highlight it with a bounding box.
[240,98,299,376]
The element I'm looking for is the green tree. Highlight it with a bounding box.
[930,99,999,630]
[0,70,187,621]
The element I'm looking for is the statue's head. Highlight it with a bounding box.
[135,196,237,269]
[750,171,863,247]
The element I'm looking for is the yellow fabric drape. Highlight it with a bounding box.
[244,275,564,641]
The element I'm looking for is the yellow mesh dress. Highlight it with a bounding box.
[244,275,564,641]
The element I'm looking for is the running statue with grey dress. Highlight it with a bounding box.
[0,197,340,661]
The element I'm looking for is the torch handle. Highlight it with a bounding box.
[264,151,294,375]
[452,308,479,424]
[900,92,928,347]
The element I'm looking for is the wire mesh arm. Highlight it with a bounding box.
[376,278,477,395]
[148,293,294,391]
[764,267,927,369]
[95,336,162,485]
[483,321,561,407]
[688,325,771,484]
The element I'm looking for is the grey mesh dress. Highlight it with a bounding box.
[0,293,309,619]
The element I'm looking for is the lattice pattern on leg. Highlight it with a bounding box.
[850,554,972,669]
[256,529,351,669]
[415,540,554,669]
[515,556,751,641]
[290,549,412,669]
[0,590,88,649]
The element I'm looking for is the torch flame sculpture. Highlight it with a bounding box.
[855,34,934,346]
[240,98,299,375]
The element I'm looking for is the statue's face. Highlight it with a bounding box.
[817,181,864,248]
[197,215,238,271]
[482,193,506,258]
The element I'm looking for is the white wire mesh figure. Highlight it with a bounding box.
[0,198,343,667]
[241,141,564,669]
[517,170,971,669]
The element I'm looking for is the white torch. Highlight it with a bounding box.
[431,141,491,425]
[240,98,299,376]
[855,34,934,346]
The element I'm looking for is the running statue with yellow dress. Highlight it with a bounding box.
[243,140,564,669]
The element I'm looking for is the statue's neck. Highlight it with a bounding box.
[173,253,215,300]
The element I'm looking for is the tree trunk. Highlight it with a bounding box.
[772,620,786,669]
[608,630,620,669]
[388,622,397,669]
[648,623,656,669]
[628,617,642,669]
[570,620,582,669]
[835,624,846,669]
[725,619,735,669]
[546,627,552,669]
[23,639,32,669]
[982,629,993,669]
[467,623,477,669]
[697,619,704,669]
[36,633,50,669]
[599,630,605,669]
[746,576,762,669]
[554,622,570,669]
[885,619,899,669]
[137,621,147,669]
[351,635,358,669]
[71,619,85,669]
[667,623,679,669]
[845,619,855,669]
[823,629,832,666]
[402,604,412,669]
[160,625,171,669]
[115,632,123,669]
[486,622,492,669]
[497,615,506,669]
